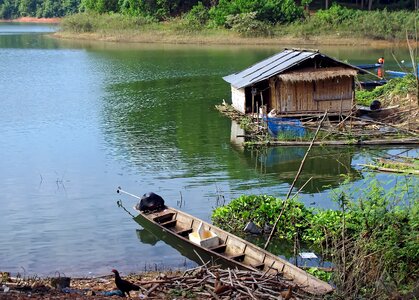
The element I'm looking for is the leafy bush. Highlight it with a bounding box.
[286,6,419,40]
[225,12,272,37]
[314,4,357,26]
[212,176,419,297]
[176,2,209,31]
[0,0,18,19]
[60,12,154,32]
[209,0,304,27]
[356,75,416,106]
[185,2,209,26]
[212,194,314,241]
[61,12,97,32]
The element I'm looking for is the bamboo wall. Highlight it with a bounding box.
[268,76,353,115]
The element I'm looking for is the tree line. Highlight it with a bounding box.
[0,0,417,20]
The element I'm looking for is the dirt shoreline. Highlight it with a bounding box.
[1,265,311,299]
[0,17,61,23]
[53,31,416,48]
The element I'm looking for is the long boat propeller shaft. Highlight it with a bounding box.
[117,186,141,200]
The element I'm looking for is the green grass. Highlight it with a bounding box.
[60,8,419,42]
[355,75,417,106]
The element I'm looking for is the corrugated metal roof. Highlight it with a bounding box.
[223,49,360,89]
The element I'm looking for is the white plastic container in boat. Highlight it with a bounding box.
[189,222,219,248]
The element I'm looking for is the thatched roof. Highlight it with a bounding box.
[278,67,357,82]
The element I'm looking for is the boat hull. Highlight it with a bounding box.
[356,63,383,70]
[356,105,399,119]
[133,207,334,295]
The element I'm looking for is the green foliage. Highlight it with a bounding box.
[61,11,97,31]
[314,3,357,26]
[331,177,419,297]
[0,0,18,18]
[0,0,81,18]
[290,5,419,40]
[60,11,152,32]
[212,195,314,240]
[225,12,272,37]
[81,0,118,13]
[117,0,140,16]
[209,0,304,27]
[212,176,419,296]
[356,75,416,106]
[306,267,333,282]
[178,2,209,30]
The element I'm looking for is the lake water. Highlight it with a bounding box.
[0,23,416,277]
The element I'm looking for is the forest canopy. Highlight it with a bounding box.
[0,0,417,22]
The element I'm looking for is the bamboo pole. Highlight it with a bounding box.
[264,112,327,250]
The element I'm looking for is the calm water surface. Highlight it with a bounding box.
[0,23,416,276]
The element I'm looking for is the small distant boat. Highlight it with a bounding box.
[133,206,334,296]
[356,63,383,70]
[359,79,387,88]
[385,70,409,78]
[356,105,399,119]
[386,65,419,78]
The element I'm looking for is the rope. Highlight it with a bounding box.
[116,199,135,218]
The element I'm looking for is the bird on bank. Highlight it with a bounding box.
[111,269,140,297]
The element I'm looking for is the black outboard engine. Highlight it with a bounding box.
[370,100,382,110]
[135,192,165,213]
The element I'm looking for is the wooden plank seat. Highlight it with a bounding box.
[228,254,245,262]
[153,213,175,224]
[251,262,265,270]
[176,228,193,237]
[209,244,227,253]
[160,219,177,228]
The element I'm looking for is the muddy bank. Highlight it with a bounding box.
[0,17,61,24]
[0,265,309,300]
[54,31,414,47]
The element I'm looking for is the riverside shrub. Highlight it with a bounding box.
[212,176,418,297]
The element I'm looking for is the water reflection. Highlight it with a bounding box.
[136,225,201,269]
[231,122,361,193]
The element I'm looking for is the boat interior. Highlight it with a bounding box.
[139,207,334,295]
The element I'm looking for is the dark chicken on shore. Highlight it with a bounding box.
[111,269,140,297]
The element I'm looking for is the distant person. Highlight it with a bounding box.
[370,100,382,110]
[377,57,385,65]
[377,67,383,78]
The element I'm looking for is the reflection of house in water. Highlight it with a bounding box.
[230,120,246,148]
[250,147,361,193]
[230,120,361,193]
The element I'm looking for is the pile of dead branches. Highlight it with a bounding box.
[134,264,314,300]
[1,265,316,300]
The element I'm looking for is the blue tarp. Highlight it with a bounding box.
[264,117,306,138]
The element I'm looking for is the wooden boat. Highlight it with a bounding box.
[133,206,334,296]
[356,63,383,70]
[356,104,399,119]
[386,66,419,78]
[359,79,387,88]
[386,70,408,78]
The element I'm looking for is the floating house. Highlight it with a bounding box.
[223,49,361,117]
